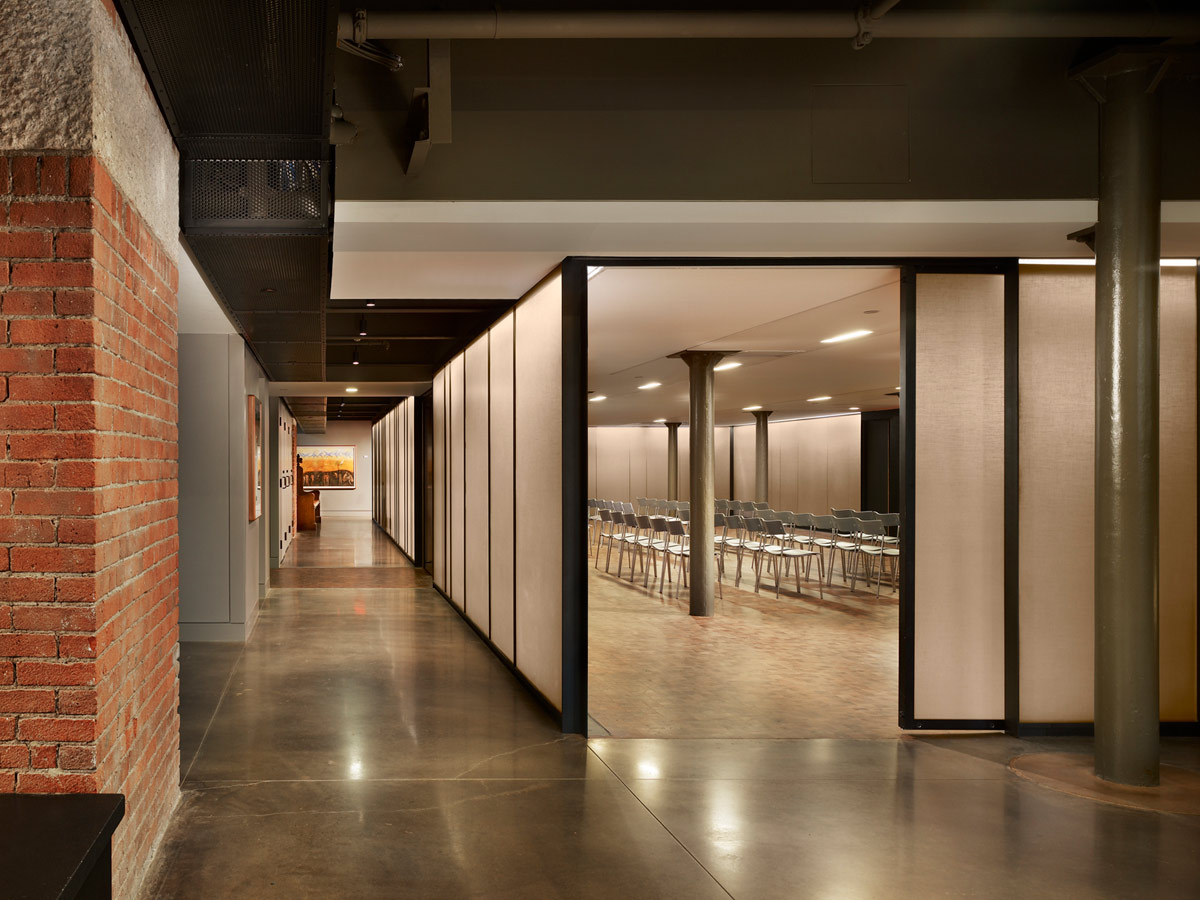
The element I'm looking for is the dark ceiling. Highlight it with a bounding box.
[115,0,512,430]
[115,0,1196,432]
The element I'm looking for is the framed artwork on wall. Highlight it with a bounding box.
[248,396,263,521]
[298,445,356,489]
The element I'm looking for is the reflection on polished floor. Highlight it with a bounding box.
[145,519,1200,899]
[589,547,899,738]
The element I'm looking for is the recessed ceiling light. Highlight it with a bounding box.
[589,395,607,402]
[895,386,902,390]
[653,418,667,423]
[820,329,873,344]
[714,361,742,371]
[863,309,880,315]
[742,405,762,411]
[638,382,662,390]
[366,302,376,307]
[346,387,359,393]
[807,396,832,402]
[849,407,860,411]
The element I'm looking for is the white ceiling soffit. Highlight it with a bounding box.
[587,266,901,427]
[177,238,239,334]
[332,199,1200,300]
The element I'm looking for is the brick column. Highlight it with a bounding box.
[1,152,179,894]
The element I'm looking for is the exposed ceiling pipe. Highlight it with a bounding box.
[853,1,905,50]
[337,9,1200,42]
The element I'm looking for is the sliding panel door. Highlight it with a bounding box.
[1018,266,1094,722]
[912,272,1005,724]
[432,372,446,590]
[490,313,517,661]
[449,355,466,609]
[464,337,491,634]
[514,272,564,710]
[1160,268,1198,721]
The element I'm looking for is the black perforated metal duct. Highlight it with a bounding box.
[115,0,337,381]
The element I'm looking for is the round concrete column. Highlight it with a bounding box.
[752,410,773,504]
[665,422,682,501]
[1093,63,1162,786]
[673,351,725,616]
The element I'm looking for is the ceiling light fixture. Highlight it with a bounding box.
[589,395,607,402]
[366,302,376,307]
[849,406,860,411]
[742,405,762,411]
[807,396,832,402]
[358,316,368,336]
[352,348,360,366]
[346,387,359,393]
[714,361,742,371]
[896,386,902,390]
[638,382,662,390]
[820,329,873,344]
[653,418,667,423]
[863,309,880,315]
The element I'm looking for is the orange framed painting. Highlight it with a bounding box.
[298,445,356,489]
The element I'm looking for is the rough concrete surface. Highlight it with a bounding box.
[0,0,95,152]
[0,0,178,250]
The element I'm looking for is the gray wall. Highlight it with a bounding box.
[337,38,1200,203]
[178,333,269,641]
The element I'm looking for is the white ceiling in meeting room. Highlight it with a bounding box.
[587,266,901,427]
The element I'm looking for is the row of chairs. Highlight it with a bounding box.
[593,508,723,598]
[589,499,901,600]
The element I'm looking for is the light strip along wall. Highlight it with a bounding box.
[371,397,417,561]
[433,270,567,713]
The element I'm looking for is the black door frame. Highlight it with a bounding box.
[560,255,1021,736]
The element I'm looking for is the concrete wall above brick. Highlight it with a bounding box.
[0,0,179,249]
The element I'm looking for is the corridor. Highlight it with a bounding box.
[144,520,1200,899]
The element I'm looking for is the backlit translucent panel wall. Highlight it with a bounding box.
[727,415,861,512]
[433,371,446,588]
[432,271,565,710]
[1019,266,1198,723]
[588,417,857,512]
[370,396,417,560]
[913,273,1006,721]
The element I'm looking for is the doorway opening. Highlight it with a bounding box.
[584,265,902,738]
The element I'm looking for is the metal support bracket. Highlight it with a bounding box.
[400,40,452,175]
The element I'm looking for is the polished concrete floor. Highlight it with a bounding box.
[144,518,1200,899]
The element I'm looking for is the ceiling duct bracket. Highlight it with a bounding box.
[400,41,452,175]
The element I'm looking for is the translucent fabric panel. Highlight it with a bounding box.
[514,272,564,710]
[489,313,517,661]
[432,370,446,591]
[449,354,466,609]
[914,272,1005,721]
[464,337,491,633]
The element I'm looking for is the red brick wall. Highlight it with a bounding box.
[0,153,180,897]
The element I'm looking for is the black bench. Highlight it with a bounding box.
[0,794,124,899]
